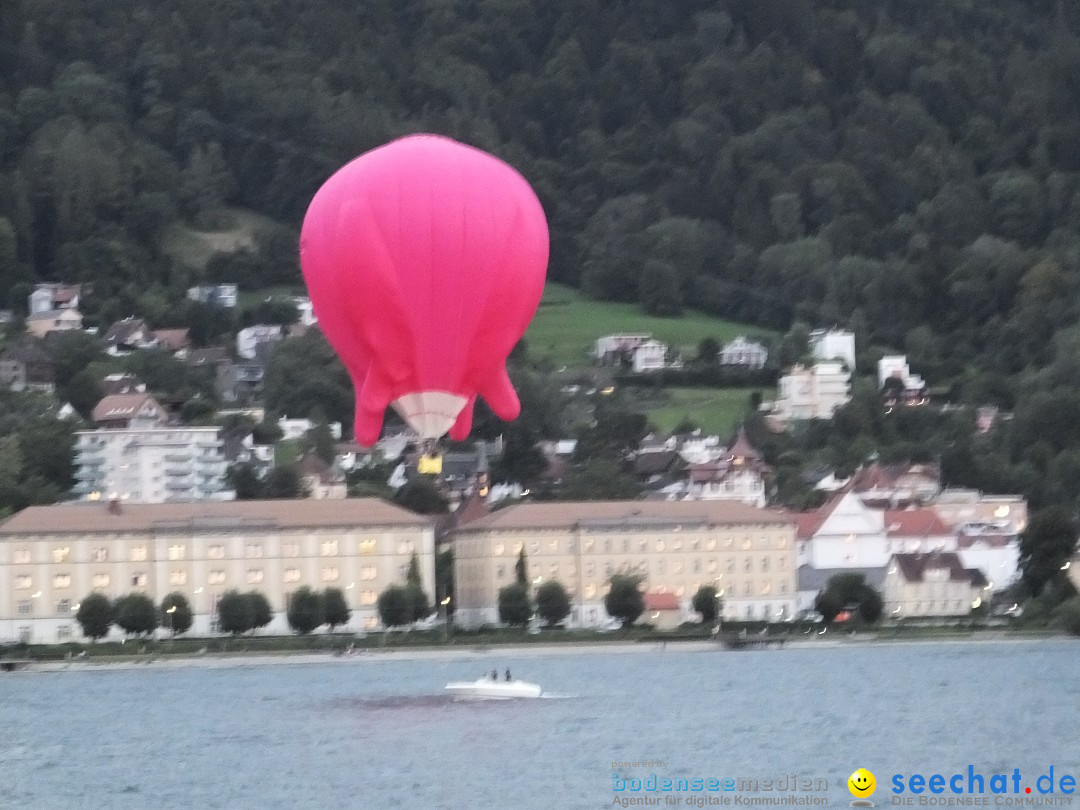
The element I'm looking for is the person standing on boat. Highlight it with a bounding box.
[505,669,512,681]
[491,669,498,681]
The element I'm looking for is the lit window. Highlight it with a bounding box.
[656,540,665,552]
[208,570,226,585]
[53,574,71,589]
[53,546,70,563]
[548,538,559,552]
[674,586,685,597]
[707,539,717,551]
[742,538,752,550]
[131,546,148,562]
[168,544,186,560]
[358,539,376,555]
[15,575,32,590]
[208,545,225,559]
[360,566,377,581]
[13,548,31,564]
[673,538,683,551]
[360,590,377,606]
[321,567,339,582]
[91,547,108,562]
[584,584,597,599]
[284,568,301,583]
[93,573,110,588]
[494,542,505,555]
[169,570,187,586]
[247,569,264,584]
[584,538,594,552]
[321,540,338,556]
[760,582,772,595]
[246,544,263,559]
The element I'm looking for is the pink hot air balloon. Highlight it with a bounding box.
[299,134,549,446]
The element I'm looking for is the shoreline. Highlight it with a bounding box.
[14,634,1070,674]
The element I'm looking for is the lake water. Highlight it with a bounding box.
[1,640,1077,809]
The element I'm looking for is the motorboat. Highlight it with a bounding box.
[444,677,542,700]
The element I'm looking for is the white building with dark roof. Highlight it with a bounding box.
[719,336,768,369]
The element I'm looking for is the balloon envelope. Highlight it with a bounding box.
[300,135,549,445]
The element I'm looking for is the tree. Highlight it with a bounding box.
[393,478,449,514]
[515,547,528,586]
[405,551,431,621]
[535,580,571,627]
[604,574,644,628]
[287,586,325,634]
[263,466,303,499]
[561,458,640,500]
[815,573,884,624]
[217,590,254,635]
[1020,507,1078,599]
[498,583,532,627]
[248,592,273,631]
[114,593,158,636]
[691,585,719,624]
[75,593,113,641]
[160,592,193,635]
[377,585,412,628]
[323,587,350,631]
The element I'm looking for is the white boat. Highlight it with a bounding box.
[444,677,543,700]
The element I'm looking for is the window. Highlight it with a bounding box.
[743,558,752,572]
[584,584,597,599]
[657,560,665,574]
[321,540,338,556]
[360,566,377,581]
[741,538,752,550]
[53,546,70,563]
[674,585,685,597]
[168,544,186,560]
[622,538,630,552]
[707,560,718,574]
[56,625,72,641]
[584,538,594,552]
[246,544,263,559]
[17,600,31,615]
[494,542,505,555]
[742,581,751,596]
[585,562,595,576]
[692,559,701,573]
[692,538,701,551]
[550,564,559,576]
[15,575,31,590]
[53,574,71,589]
[283,542,299,558]
[779,583,787,594]
[360,590,377,606]
[726,559,735,573]
[208,544,225,559]
[496,564,505,579]
[169,570,187,586]
[131,546,148,562]
[656,539,665,552]
[13,548,30,564]
[673,538,683,551]
[132,573,147,587]
[531,541,540,554]
[92,547,108,562]
[779,557,786,570]
[284,568,301,583]
[396,539,415,555]
[247,569,264,584]
[321,567,339,582]
[358,539,376,555]
[93,573,110,588]
[208,570,226,585]
[57,599,71,615]
[760,582,772,595]
[673,561,684,574]
[707,539,717,551]
[548,538,559,552]
[761,557,769,572]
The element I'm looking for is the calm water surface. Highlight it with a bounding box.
[1,640,1077,809]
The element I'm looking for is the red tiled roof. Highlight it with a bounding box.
[90,393,163,423]
[891,552,974,583]
[152,328,190,351]
[644,592,680,611]
[884,509,952,537]
[794,494,844,539]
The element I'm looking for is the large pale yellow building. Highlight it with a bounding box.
[453,501,797,627]
[0,498,434,643]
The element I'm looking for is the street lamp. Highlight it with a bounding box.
[441,596,451,642]
[166,604,177,636]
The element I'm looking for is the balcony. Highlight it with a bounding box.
[164,453,192,463]
[165,481,194,493]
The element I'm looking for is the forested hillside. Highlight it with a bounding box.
[4,0,1080,511]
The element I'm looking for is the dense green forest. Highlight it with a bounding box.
[4,0,1080,519]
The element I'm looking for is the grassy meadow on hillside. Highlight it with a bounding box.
[525,284,770,368]
[634,387,771,437]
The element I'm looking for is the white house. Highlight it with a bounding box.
[29,283,81,315]
[632,339,667,372]
[878,355,925,394]
[775,362,851,420]
[72,426,234,503]
[237,325,283,360]
[292,296,318,327]
[187,284,238,308]
[719,336,768,369]
[278,417,343,442]
[796,490,889,569]
[809,328,856,370]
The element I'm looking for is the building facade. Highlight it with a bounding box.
[775,362,851,420]
[719,336,769,369]
[0,499,434,642]
[73,426,233,503]
[809,328,856,369]
[882,552,988,618]
[453,501,797,627]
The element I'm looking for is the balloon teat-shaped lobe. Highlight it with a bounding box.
[300,134,549,446]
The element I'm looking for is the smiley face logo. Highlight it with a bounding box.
[848,768,876,799]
